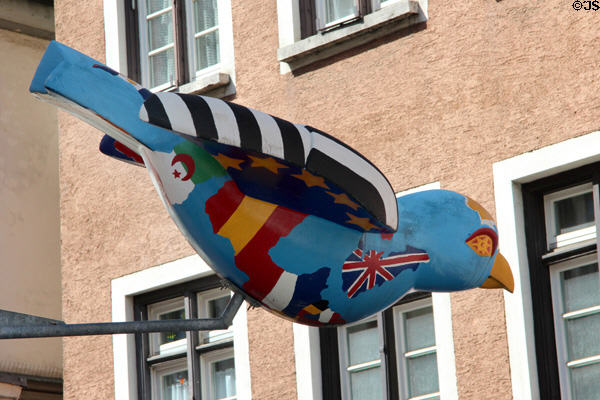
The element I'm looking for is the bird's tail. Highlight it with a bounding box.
[29,41,178,164]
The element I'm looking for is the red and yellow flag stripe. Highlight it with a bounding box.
[206,181,307,301]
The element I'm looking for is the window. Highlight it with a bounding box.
[393,300,439,400]
[124,0,234,95]
[544,183,596,250]
[134,275,237,400]
[521,162,600,399]
[337,317,384,400]
[111,255,251,400]
[493,131,600,399]
[320,293,442,400]
[277,0,427,72]
[318,0,362,30]
[301,0,402,37]
[550,255,600,400]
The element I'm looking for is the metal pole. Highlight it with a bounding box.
[0,292,244,339]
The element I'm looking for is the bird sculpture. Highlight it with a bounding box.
[30,41,514,326]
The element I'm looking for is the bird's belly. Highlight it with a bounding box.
[173,188,422,325]
[143,147,423,325]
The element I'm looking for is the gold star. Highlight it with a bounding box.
[248,155,288,174]
[346,213,380,231]
[214,153,244,171]
[292,169,329,189]
[326,191,360,210]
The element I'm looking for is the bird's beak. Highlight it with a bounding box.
[480,252,514,293]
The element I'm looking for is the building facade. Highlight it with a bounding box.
[49,0,600,399]
[0,0,62,398]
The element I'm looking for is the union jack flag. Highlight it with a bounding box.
[342,246,430,298]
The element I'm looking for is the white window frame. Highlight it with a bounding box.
[493,129,600,400]
[147,296,188,357]
[182,0,235,94]
[544,183,596,251]
[151,357,189,400]
[197,289,234,344]
[103,0,236,97]
[276,0,428,73]
[549,253,600,400]
[337,315,383,400]
[316,0,360,31]
[201,347,238,400]
[379,0,405,8]
[393,298,439,400]
[111,254,252,400]
[136,0,177,92]
[293,182,459,400]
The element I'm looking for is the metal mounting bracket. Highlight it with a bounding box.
[0,292,244,339]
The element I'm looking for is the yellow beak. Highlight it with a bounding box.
[480,252,514,293]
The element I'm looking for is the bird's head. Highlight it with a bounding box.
[461,196,514,293]
[398,191,514,295]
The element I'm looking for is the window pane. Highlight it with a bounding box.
[347,320,380,366]
[350,366,383,400]
[149,47,175,88]
[554,192,594,235]
[325,0,356,24]
[147,11,174,51]
[209,296,229,318]
[566,313,600,361]
[162,370,188,400]
[146,0,171,15]
[404,306,435,352]
[194,0,218,32]
[213,358,236,400]
[561,263,600,313]
[195,30,220,71]
[407,352,439,398]
[159,308,186,345]
[571,362,600,400]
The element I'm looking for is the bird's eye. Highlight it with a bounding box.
[466,227,498,257]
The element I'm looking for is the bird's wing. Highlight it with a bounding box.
[139,92,399,233]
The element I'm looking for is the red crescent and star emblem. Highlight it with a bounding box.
[171,153,195,181]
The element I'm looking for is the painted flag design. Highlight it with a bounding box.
[204,181,346,324]
[295,299,346,326]
[139,92,398,232]
[205,182,303,306]
[172,140,226,184]
[342,246,430,298]
[203,142,389,233]
[99,135,144,166]
[281,267,345,326]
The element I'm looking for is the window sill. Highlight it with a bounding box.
[542,239,597,265]
[147,350,187,365]
[177,71,233,98]
[277,0,424,72]
[195,337,233,353]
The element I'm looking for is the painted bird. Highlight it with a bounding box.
[30,41,513,326]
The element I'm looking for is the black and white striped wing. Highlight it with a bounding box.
[139,92,398,233]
